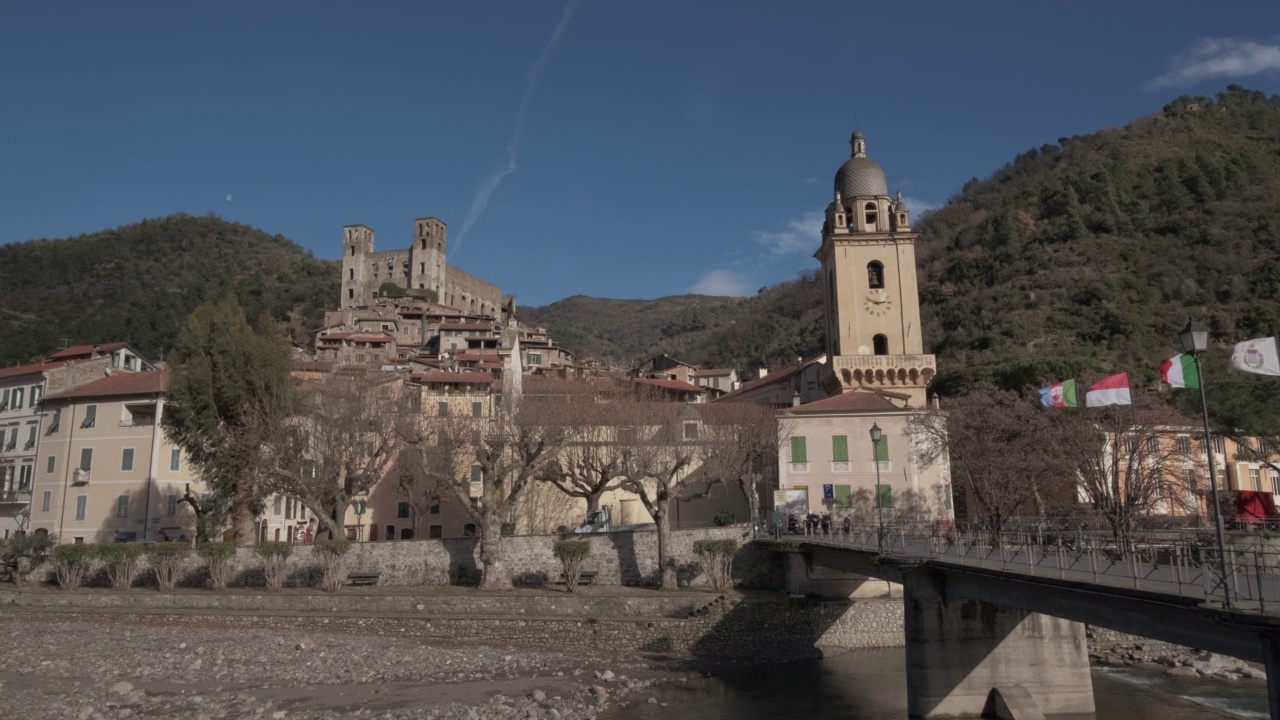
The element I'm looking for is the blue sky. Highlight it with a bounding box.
[3,2,1280,306]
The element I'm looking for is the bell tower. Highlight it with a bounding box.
[817,131,935,406]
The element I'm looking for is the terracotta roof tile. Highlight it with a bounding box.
[691,369,734,377]
[636,378,705,393]
[0,362,57,380]
[786,391,899,414]
[413,371,494,384]
[44,370,169,401]
[47,342,130,361]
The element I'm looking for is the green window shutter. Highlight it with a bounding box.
[943,484,954,510]
[834,485,852,509]
[790,436,807,463]
[832,435,849,462]
[876,484,893,508]
[874,435,889,462]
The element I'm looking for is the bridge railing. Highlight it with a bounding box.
[760,519,1280,613]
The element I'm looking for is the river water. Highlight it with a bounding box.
[608,649,1269,720]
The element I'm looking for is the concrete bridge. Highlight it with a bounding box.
[758,526,1280,720]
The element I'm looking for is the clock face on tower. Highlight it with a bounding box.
[863,289,893,317]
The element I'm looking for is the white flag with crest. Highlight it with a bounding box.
[1231,337,1280,376]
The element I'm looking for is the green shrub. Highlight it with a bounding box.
[553,540,591,593]
[693,539,738,590]
[713,511,736,527]
[312,538,351,592]
[255,541,293,591]
[95,543,145,590]
[1,533,55,584]
[51,544,95,590]
[146,543,192,591]
[196,542,236,591]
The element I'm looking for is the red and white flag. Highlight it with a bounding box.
[1085,373,1131,407]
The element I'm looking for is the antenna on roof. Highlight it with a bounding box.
[60,339,73,349]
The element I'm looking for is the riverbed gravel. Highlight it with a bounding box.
[0,616,690,720]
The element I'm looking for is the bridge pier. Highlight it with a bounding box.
[783,550,897,598]
[1265,635,1280,720]
[903,570,1095,719]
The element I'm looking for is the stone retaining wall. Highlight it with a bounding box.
[25,527,782,591]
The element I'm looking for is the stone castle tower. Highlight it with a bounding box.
[816,131,936,406]
[339,217,502,317]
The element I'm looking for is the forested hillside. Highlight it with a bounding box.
[527,86,1280,392]
[0,214,338,365]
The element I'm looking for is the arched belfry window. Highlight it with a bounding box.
[867,261,884,289]
[873,335,889,356]
[864,202,878,228]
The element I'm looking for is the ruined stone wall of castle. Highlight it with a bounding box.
[442,265,503,319]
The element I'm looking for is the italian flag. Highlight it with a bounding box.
[1038,379,1077,408]
[1085,372,1132,407]
[1159,354,1200,389]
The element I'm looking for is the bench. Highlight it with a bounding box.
[558,570,598,586]
[347,572,381,587]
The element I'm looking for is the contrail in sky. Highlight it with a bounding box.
[452,0,585,255]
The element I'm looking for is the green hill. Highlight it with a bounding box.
[0,214,338,365]
[526,86,1280,392]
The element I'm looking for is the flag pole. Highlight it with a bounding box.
[1182,320,1234,608]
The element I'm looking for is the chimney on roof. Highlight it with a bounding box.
[791,391,801,408]
[758,368,769,380]
[91,345,103,358]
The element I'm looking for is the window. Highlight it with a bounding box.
[1214,437,1226,455]
[397,501,411,519]
[876,483,893,509]
[864,202,878,228]
[471,401,482,418]
[170,449,181,472]
[873,335,889,355]
[400,528,414,540]
[121,448,134,472]
[684,423,698,440]
[41,490,51,513]
[81,404,97,429]
[873,435,890,463]
[1272,469,1280,495]
[47,409,60,434]
[1250,468,1262,491]
[385,525,396,541]
[25,425,36,450]
[867,261,884,289]
[1147,436,1159,453]
[273,495,283,515]
[463,523,477,538]
[11,388,22,410]
[0,389,7,411]
[18,464,32,489]
[790,436,808,462]
[45,456,55,474]
[834,485,852,509]
[167,494,179,517]
[74,495,87,521]
[526,353,542,366]
[437,401,449,417]
[285,497,296,520]
[943,484,954,510]
[1184,469,1198,493]
[1125,436,1138,454]
[430,497,440,515]
[429,525,443,539]
[832,435,849,471]
[29,385,41,407]
[4,429,13,451]
[470,464,482,483]
[1176,436,1191,454]
[79,448,93,470]
[116,493,129,518]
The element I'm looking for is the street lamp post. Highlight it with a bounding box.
[870,423,885,554]
[352,499,367,542]
[1180,320,1234,608]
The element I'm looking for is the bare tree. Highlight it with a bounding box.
[615,401,776,590]
[910,384,1075,538]
[259,371,413,540]
[403,398,573,589]
[1056,400,1198,544]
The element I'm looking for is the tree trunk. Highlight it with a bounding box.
[477,512,511,589]
[318,505,344,541]
[586,493,601,514]
[654,500,676,590]
[231,481,255,547]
